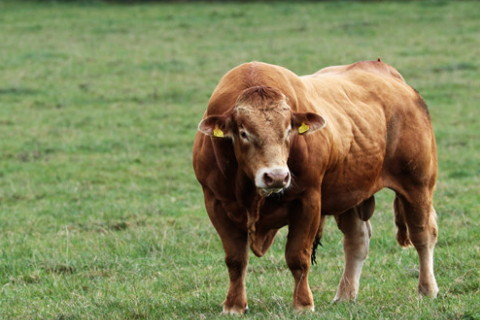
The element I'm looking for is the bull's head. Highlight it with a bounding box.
[198,86,326,197]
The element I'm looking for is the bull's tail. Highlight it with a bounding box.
[311,215,327,265]
[394,196,413,247]
[311,235,322,265]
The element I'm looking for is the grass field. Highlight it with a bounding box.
[0,1,479,319]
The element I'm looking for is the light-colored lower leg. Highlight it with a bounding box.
[334,212,371,302]
[417,208,438,297]
[417,245,438,297]
[409,207,439,298]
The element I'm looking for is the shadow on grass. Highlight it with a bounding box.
[23,0,446,4]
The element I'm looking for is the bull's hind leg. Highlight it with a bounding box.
[333,197,373,302]
[394,192,438,297]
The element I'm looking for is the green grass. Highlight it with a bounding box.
[0,1,479,319]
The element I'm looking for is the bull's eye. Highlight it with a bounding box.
[240,131,249,141]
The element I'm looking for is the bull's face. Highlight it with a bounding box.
[198,86,326,197]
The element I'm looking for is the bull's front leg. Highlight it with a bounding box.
[285,191,321,311]
[203,189,249,314]
[222,230,249,314]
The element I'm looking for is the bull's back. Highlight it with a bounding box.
[314,59,405,81]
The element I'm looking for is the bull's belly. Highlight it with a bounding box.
[320,155,385,214]
[321,183,382,215]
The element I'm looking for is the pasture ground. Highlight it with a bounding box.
[0,1,479,319]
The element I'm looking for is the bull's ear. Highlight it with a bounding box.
[292,112,326,135]
[198,115,232,138]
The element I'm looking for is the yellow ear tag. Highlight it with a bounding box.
[298,122,310,134]
[213,126,224,138]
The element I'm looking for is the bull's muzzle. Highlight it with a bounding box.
[255,167,291,196]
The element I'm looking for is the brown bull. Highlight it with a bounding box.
[192,60,438,313]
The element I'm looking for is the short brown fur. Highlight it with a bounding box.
[193,60,438,313]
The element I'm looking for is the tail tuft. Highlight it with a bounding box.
[311,236,322,265]
[394,196,412,247]
[396,229,413,247]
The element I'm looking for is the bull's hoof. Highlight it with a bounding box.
[333,285,358,303]
[332,294,357,303]
[222,304,248,315]
[332,297,356,303]
[294,304,315,312]
[419,283,439,298]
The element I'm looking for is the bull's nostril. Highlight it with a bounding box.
[284,172,290,184]
[264,173,273,186]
